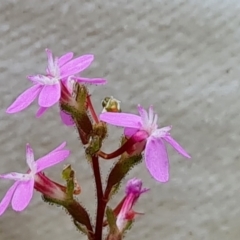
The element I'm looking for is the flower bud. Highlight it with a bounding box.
[113,178,149,233]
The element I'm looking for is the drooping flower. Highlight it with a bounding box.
[0,142,70,215]
[6,49,106,116]
[114,178,148,232]
[100,105,191,182]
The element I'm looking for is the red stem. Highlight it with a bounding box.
[97,136,138,160]
[92,155,106,240]
[87,95,99,123]
[75,93,108,239]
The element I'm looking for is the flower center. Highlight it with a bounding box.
[46,58,61,85]
[143,111,158,135]
[21,173,33,181]
[50,76,60,85]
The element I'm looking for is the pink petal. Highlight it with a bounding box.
[100,112,142,128]
[60,110,75,126]
[58,52,74,67]
[11,180,34,211]
[0,172,29,181]
[148,106,154,123]
[0,182,19,215]
[36,106,48,118]
[45,48,54,74]
[163,135,191,159]
[36,150,70,172]
[145,137,169,182]
[6,84,42,113]
[48,142,67,153]
[73,77,107,85]
[28,75,50,85]
[26,144,36,171]
[60,54,94,78]
[137,105,149,126]
[28,75,40,83]
[38,84,61,107]
[125,178,147,195]
[152,126,172,138]
[124,127,138,137]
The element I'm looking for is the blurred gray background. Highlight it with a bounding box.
[0,0,240,239]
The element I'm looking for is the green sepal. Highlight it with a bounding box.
[105,207,122,240]
[106,206,118,234]
[64,200,93,234]
[92,122,108,141]
[74,84,88,112]
[73,220,93,239]
[60,104,78,118]
[41,194,66,207]
[42,195,93,238]
[122,220,134,236]
[61,84,93,145]
[74,111,93,144]
[105,154,142,201]
[85,136,102,156]
[62,165,75,200]
[85,122,108,157]
[109,182,121,197]
[60,103,93,145]
[61,83,88,115]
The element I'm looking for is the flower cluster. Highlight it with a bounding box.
[1,49,191,240]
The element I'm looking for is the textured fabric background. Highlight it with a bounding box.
[0,0,240,239]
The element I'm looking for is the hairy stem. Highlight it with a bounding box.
[92,155,106,240]
[97,136,138,160]
[87,94,99,123]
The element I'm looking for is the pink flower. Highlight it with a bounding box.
[100,105,191,182]
[114,178,148,232]
[0,142,70,215]
[6,49,106,116]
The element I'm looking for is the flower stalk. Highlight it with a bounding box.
[92,155,106,240]
[1,48,191,240]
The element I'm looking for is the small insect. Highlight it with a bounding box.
[101,96,121,113]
